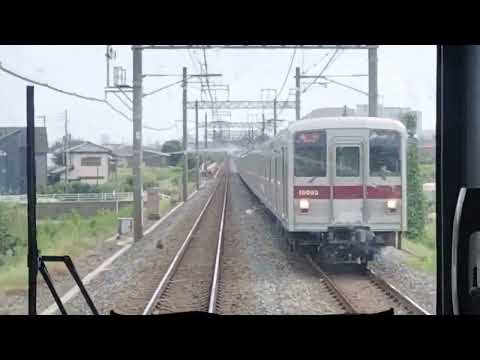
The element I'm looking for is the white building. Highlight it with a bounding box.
[54,142,115,185]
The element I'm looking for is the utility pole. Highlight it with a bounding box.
[182,67,188,202]
[195,100,199,191]
[368,47,378,117]
[262,112,265,135]
[273,98,277,136]
[295,67,301,121]
[132,45,143,241]
[64,109,69,190]
[204,112,208,149]
[106,45,111,88]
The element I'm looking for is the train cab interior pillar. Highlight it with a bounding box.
[438,45,480,315]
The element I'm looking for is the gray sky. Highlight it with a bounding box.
[0,45,436,146]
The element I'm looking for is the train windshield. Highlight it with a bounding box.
[369,130,401,177]
[294,130,327,177]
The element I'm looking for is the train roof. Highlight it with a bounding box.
[287,117,407,134]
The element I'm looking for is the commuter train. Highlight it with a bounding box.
[233,117,407,266]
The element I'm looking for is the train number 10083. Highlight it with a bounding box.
[298,189,319,196]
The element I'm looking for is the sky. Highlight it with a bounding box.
[0,45,436,147]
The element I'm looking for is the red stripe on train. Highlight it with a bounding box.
[366,185,402,199]
[333,186,364,199]
[293,185,402,199]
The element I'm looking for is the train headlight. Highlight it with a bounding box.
[299,199,310,213]
[386,199,398,211]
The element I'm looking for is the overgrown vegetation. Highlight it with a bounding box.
[403,112,427,242]
[419,163,435,184]
[161,140,183,166]
[0,202,133,291]
[403,222,436,273]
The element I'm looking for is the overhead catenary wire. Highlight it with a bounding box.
[302,52,331,75]
[302,49,341,94]
[143,77,193,98]
[112,91,132,111]
[0,61,171,132]
[202,48,218,120]
[276,49,297,100]
[276,50,299,118]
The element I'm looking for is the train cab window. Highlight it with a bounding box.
[336,146,360,177]
[370,130,401,177]
[294,130,327,177]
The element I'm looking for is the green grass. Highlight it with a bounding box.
[0,203,132,292]
[404,222,436,274]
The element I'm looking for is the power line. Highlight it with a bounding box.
[143,78,191,98]
[187,49,207,99]
[0,61,105,103]
[0,61,171,132]
[112,91,132,111]
[302,50,341,93]
[202,48,217,120]
[277,49,297,100]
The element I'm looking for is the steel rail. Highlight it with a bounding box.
[142,170,225,315]
[305,254,358,314]
[365,268,431,315]
[208,175,229,313]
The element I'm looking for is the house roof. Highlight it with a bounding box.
[64,141,113,154]
[104,144,170,157]
[0,127,49,153]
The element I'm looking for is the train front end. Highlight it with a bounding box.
[290,118,407,265]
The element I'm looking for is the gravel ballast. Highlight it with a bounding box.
[369,247,436,314]
[0,178,216,315]
[217,171,343,315]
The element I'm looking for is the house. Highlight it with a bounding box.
[104,144,170,168]
[0,127,48,194]
[51,141,115,185]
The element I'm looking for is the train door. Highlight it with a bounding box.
[332,139,365,225]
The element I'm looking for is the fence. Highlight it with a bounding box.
[0,192,134,203]
[0,191,174,204]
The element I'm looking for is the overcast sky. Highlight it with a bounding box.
[0,45,436,147]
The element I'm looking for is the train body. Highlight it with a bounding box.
[233,117,408,265]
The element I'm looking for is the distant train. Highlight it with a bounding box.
[233,117,407,267]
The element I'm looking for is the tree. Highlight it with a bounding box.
[161,140,183,166]
[50,137,84,166]
[402,112,427,241]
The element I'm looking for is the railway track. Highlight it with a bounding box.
[305,254,430,315]
[143,168,228,315]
